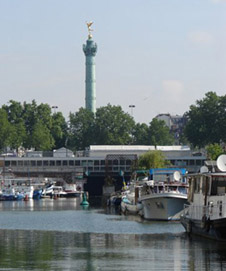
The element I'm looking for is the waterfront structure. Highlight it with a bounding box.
[0,145,206,195]
[83,21,97,114]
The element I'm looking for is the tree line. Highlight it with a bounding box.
[0,91,226,157]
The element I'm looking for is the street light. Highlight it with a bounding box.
[52,106,58,114]
[129,105,135,116]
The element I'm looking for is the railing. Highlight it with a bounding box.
[182,202,226,220]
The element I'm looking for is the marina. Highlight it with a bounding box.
[0,198,226,270]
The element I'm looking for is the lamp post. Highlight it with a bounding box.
[129,105,135,117]
[52,106,58,114]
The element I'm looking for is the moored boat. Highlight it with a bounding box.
[180,155,226,241]
[139,168,188,221]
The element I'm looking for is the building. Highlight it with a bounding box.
[155,113,186,144]
[83,22,97,114]
[0,145,206,195]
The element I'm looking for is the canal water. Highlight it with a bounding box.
[0,198,225,271]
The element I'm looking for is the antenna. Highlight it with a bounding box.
[173,171,181,182]
[216,154,226,172]
[200,166,208,173]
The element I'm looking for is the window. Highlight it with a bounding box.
[75,160,80,166]
[11,161,17,166]
[31,161,36,167]
[63,160,67,166]
[56,160,61,166]
[43,161,48,166]
[18,161,23,166]
[113,159,118,165]
[69,160,74,166]
[37,161,42,166]
[5,161,10,167]
[49,161,55,166]
[126,160,132,165]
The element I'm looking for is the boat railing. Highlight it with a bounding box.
[182,202,226,220]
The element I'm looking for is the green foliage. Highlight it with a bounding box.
[132,123,149,144]
[94,104,135,145]
[0,109,12,151]
[206,143,224,160]
[32,121,54,151]
[148,118,174,146]
[69,108,95,150]
[1,100,67,151]
[185,92,226,148]
[138,150,169,170]
[51,112,68,149]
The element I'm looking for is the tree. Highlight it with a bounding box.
[138,150,170,169]
[31,121,55,150]
[148,118,174,146]
[0,109,12,151]
[51,112,68,149]
[206,143,224,160]
[132,123,149,145]
[69,108,95,150]
[94,104,135,145]
[184,92,226,148]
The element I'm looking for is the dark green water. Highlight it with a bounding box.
[0,198,225,270]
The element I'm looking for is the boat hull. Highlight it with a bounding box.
[141,195,187,221]
[121,201,143,215]
[181,215,226,241]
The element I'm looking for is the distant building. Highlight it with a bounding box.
[155,113,186,144]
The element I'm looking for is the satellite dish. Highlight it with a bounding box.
[200,166,208,173]
[173,171,181,182]
[217,155,226,172]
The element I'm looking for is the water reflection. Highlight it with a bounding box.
[0,230,225,271]
[0,198,81,212]
[0,199,225,270]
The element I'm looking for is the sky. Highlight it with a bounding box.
[0,0,225,124]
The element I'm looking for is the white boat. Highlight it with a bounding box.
[120,171,148,215]
[180,155,226,241]
[139,168,188,221]
[63,183,83,197]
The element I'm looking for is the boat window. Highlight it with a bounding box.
[202,177,209,195]
[211,181,218,195]
[211,178,226,195]
[194,178,200,193]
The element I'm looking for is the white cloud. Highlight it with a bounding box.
[162,80,184,96]
[188,31,213,45]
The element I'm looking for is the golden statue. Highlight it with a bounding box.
[86,21,94,38]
